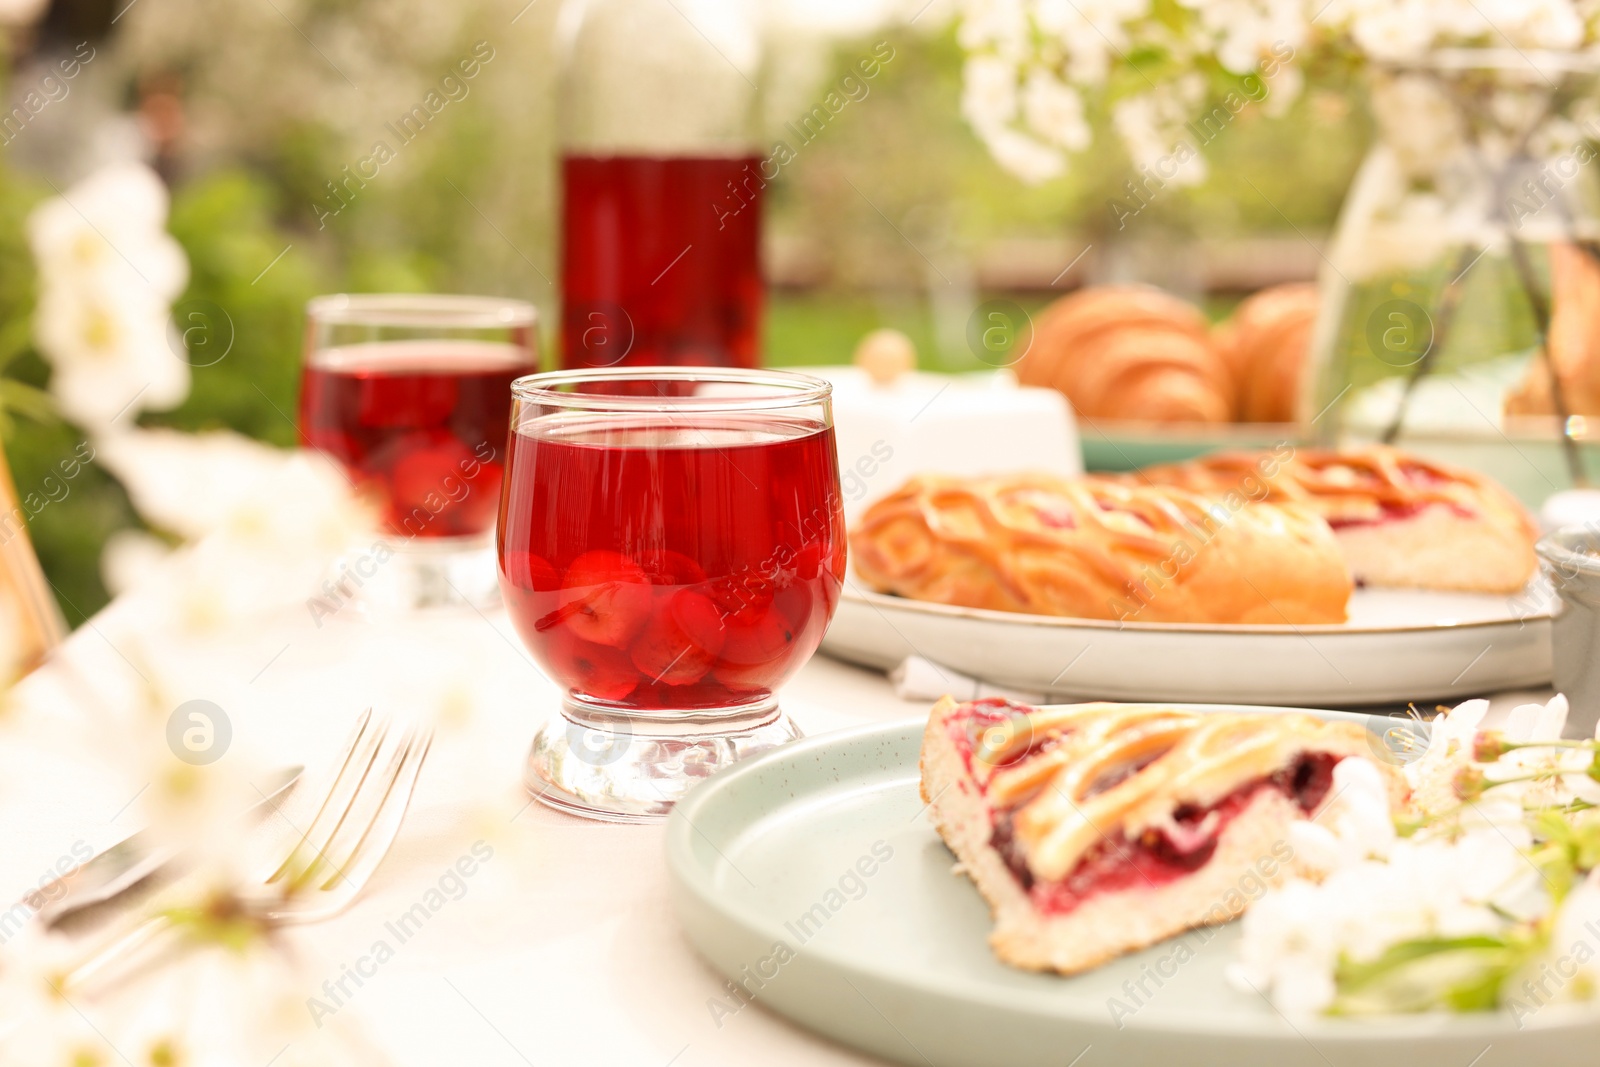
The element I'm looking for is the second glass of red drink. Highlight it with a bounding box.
[499,367,846,820]
[299,294,537,611]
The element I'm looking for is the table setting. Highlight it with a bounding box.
[7,0,1600,1065]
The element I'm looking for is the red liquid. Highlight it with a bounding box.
[498,415,844,710]
[561,155,763,370]
[299,341,533,539]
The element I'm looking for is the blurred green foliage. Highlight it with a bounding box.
[157,172,330,446]
[765,290,1056,371]
[6,415,138,625]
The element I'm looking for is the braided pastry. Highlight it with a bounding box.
[1015,285,1233,423]
[850,472,1351,624]
[1131,444,1537,594]
[920,697,1402,974]
[1213,282,1319,423]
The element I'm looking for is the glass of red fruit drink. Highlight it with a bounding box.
[299,294,537,611]
[499,367,845,820]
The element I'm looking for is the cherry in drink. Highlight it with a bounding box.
[300,340,532,539]
[499,415,844,711]
[560,154,763,370]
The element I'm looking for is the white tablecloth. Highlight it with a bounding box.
[0,594,1552,1066]
[0,592,922,1066]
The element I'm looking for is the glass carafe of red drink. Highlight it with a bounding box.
[557,0,764,370]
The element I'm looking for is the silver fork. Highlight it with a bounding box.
[63,708,432,993]
[249,709,433,922]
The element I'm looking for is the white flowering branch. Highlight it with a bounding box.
[1233,695,1600,1018]
[954,0,1600,183]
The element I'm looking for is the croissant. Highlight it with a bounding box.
[1213,282,1319,423]
[1016,286,1233,423]
[850,472,1351,625]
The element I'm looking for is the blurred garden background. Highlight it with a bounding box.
[0,0,1374,621]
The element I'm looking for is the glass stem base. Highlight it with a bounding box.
[524,697,801,822]
[336,533,501,614]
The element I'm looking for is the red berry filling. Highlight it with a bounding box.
[1324,500,1474,530]
[989,751,1340,916]
[946,698,1051,774]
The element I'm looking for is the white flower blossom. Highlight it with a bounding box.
[27,163,190,429]
[1234,828,1534,1014]
[1478,695,1600,810]
[1536,874,1600,1006]
[1367,72,1470,180]
[0,926,390,1066]
[100,528,174,597]
[0,928,98,1064]
[961,55,1020,134]
[980,124,1069,184]
[1404,696,1488,817]
[1340,2,1442,61]
[96,428,372,560]
[94,428,374,636]
[1178,0,1306,73]
[1228,879,1341,1013]
[1022,69,1091,151]
[955,0,1600,183]
[956,0,1026,50]
[1112,83,1210,186]
[1289,756,1396,876]
[115,678,275,854]
[1234,695,1600,1016]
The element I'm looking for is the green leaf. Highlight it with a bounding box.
[1574,820,1600,872]
[1333,938,1521,1016]
[1444,967,1511,1012]
[1124,46,1168,71]
[0,378,58,425]
[1532,843,1579,905]
[0,318,34,370]
[1536,809,1575,845]
[1337,935,1511,991]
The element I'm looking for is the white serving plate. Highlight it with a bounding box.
[668,713,1600,1067]
[820,580,1554,706]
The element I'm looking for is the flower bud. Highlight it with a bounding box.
[1393,811,1426,838]
[1473,730,1508,763]
[1453,765,1487,800]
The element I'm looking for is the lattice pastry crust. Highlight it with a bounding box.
[918,697,1402,975]
[1131,445,1537,593]
[850,473,1351,624]
[964,702,1372,882]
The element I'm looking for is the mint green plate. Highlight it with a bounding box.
[1077,420,1301,472]
[667,713,1600,1067]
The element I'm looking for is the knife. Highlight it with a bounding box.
[17,765,303,931]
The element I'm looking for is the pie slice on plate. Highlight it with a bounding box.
[1131,444,1538,594]
[919,696,1402,974]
